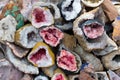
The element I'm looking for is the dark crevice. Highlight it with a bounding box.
[97,73,105,80]
[112,55,120,62]
[27,31,36,43]
[74,77,79,80]
[64,0,74,12]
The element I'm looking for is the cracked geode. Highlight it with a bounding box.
[40,25,64,47]
[15,24,42,48]
[28,42,55,67]
[31,6,54,28]
[51,69,68,80]
[57,45,82,73]
[60,0,82,21]
[73,9,107,52]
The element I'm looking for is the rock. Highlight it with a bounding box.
[102,48,120,70]
[0,59,24,80]
[115,69,120,77]
[93,35,118,56]
[6,42,29,58]
[31,6,54,28]
[68,74,79,80]
[51,69,68,80]
[27,42,55,67]
[102,0,119,21]
[95,72,109,80]
[41,65,57,77]
[62,33,76,51]
[112,16,120,45]
[107,70,120,80]
[0,15,17,43]
[60,0,82,21]
[21,74,33,80]
[73,8,107,52]
[34,74,49,80]
[15,24,42,48]
[4,45,39,74]
[74,45,103,71]
[81,0,104,7]
[79,63,98,80]
[40,25,64,47]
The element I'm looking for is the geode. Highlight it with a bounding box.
[74,45,103,71]
[15,24,42,48]
[93,35,118,56]
[51,69,68,80]
[60,0,82,21]
[28,42,55,67]
[0,15,17,43]
[6,42,29,58]
[102,48,120,70]
[81,0,104,7]
[4,46,39,74]
[33,2,61,19]
[0,59,24,80]
[57,45,82,73]
[31,6,54,28]
[107,70,120,80]
[73,10,107,52]
[40,25,64,47]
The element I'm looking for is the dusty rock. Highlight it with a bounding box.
[95,72,109,80]
[4,45,39,74]
[93,35,118,56]
[107,70,120,80]
[6,42,29,58]
[15,24,42,48]
[0,59,24,80]
[102,0,119,21]
[73,8,107,52]
[62,33,76,51]
[74,45,103,71]
[102,48,120,70]
[0,15,17,43]
[21,74,33,80]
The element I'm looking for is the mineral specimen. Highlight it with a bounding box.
[73,8,107,52]
[5,46,39,74]
[51,69,68,80]
[0,15,17,43]
[102,48,120,70]
[31,6,54,28]
[60,0,82,21]
[81,19,104,39]
[15,24,42,48]
[40,25,64,47]
[74,45,103,71]
[0,59,24,80]
[28,42,55,67]
[107,70,120,80]
[57,45,82,73]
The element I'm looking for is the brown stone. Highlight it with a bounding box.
[102,0,119,21]
[102,48,120,70]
